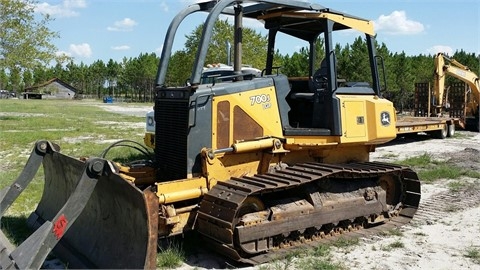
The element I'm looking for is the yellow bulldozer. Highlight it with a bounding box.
[0,0,421,268]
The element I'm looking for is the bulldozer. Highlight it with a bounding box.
[0,0,421,268]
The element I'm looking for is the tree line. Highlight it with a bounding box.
[1,1,478,108]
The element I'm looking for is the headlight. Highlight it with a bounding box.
[147,116,154,126]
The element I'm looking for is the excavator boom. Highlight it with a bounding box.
[434,52,480,130]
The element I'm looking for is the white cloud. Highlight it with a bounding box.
[374,11,424,35]
[35,0,86,18]
[69,43,92,58]
[159,1,169,12]
[426,45,454,56]
[112,45,130,51]
[63,0,87,9]
[107,18,138,32]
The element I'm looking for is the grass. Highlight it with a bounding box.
[447,180,480,193]
[332,237,360,248]
[297,238,358,269]
[259,243,348,270]
[297,257,345,270]
[0,99,148,246]
[451,132,473,139]
[0,99,144,151]
[447,180,468,192]
[464,246,480,264]
[297,244,345,270]
[381,240,405,251]
[397,153,434,167]
[396,153,480,183]
[379,228,404,237]
[156,242,186,268]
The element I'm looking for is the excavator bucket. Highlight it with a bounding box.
[0,141,158,269]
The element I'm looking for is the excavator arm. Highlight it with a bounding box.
[434,52,480,129]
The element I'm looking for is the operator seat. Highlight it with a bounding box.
[287,58,332,129]
[310,58,328,92]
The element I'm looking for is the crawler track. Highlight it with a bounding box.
[196,162,421,264]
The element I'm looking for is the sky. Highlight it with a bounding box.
[32,0,480,66]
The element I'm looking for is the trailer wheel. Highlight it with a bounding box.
[432,124,447,139]
[447,123,455,137]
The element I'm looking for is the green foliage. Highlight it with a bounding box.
[343,36,371,83]
[397,153,433,167]
[389,240,405,249]
[0,0,60,80]
[413,231,427,236]
[387,52,415,112]
[380,228,403,237]
[166,19,268,86]
[396,153,480,183]
[418,165,465,183]
[313,244,331,257]
[447,180,468,192]
[0,99,145,182]
[332,237,360,248]
[156,242,185,268]
[281,47,310,77]
[281,38,325,77]
[464,246,480,264]
[297,257,344,270]
[447,180,480,193]
[261,245,344,270]
[381,240,405,251]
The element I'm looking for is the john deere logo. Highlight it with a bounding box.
[380,111,391,126]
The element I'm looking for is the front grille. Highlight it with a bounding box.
[155,96,189,181]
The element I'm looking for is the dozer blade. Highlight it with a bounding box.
[0,141,158,269]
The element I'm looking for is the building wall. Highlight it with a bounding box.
[39,81,76,99]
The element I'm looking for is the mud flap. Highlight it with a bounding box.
[0,141,158,269]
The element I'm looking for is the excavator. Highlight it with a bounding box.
[0,1,421,268]
[433,52,479,131]
[415,53,480,132]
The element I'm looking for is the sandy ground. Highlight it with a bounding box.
[96,103,153,117]
[332,132,480,270]
[45,104,480,269]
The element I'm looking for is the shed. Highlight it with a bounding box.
[24,78,77,99]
